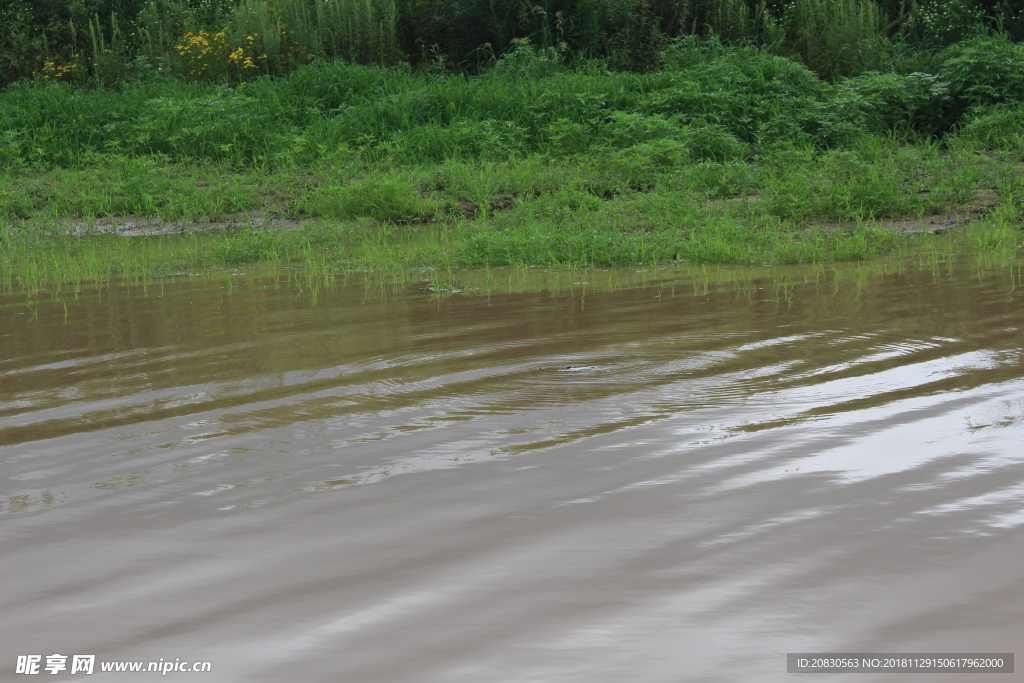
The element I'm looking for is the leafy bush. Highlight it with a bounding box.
[651,41,828,143]
[603,111,679,147]
[614,139,690,170]
[913,0,984,46]
[3,34,1023,171]
[823,71,953,137]
[938,34,1024,111]
[683,123,747,161]
[952,102,1024,155]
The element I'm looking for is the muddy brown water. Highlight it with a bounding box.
[2,259,1023,682]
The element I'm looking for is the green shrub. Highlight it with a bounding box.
[913,0,984,46]
[4,34,1023,172]
[540,117,595,155]
[651,41,827,143]
[824,71,953,137]
[602,111,680,147]
[683,123,747,161]
[951,102,1024,155]
[938,34,1024,112]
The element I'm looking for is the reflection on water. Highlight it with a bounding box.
[1,255,1023,681]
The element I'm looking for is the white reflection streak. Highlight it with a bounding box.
[918,481,1024,519]
[223,590,445,677]
[278,591,440,651]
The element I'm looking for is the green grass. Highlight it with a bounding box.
[2,139,1019,295]
[5,35,1024,169]
[2,36,1023,294]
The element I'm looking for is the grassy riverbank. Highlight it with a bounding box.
[3,36,1024,292]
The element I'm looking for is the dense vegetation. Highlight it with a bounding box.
[3,0,1024,85]
[1,2,1023,291]
[7,32,1024,167]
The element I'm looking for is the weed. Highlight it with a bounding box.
[3,35,1023,292]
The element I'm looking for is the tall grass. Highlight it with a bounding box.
[770,0,889,78]
[227,0,399,72]
[3,0,1020,86]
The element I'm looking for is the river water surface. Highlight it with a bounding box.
[2,257,1023,681]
